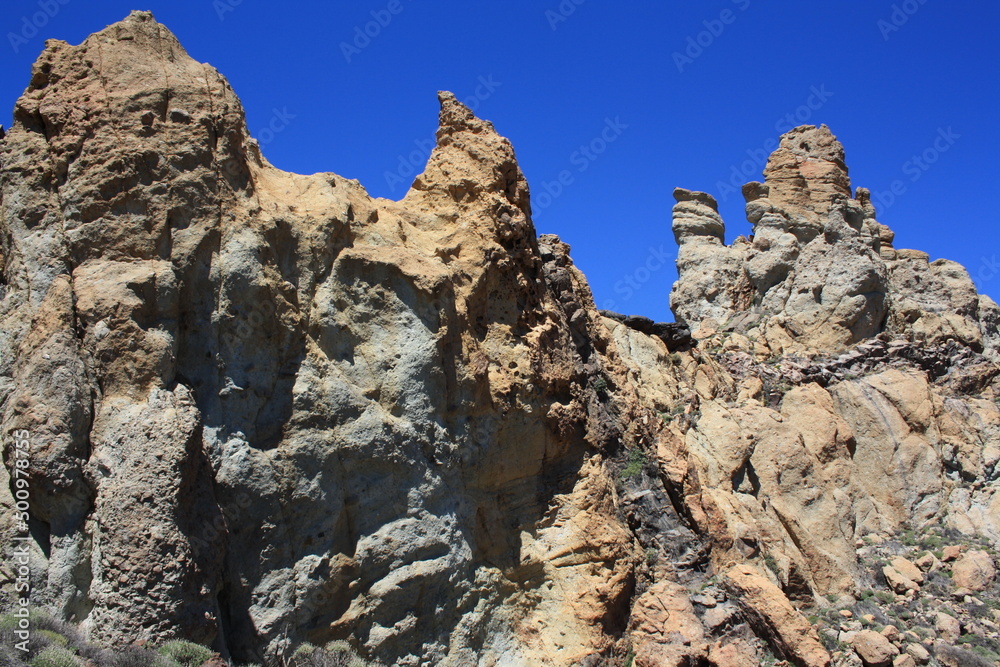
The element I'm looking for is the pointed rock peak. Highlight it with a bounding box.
[6,11,253,269]
[436,90,497,138]
[760,124,853,229]
[773,124,847,170]
[84,10,188,58]
[407,92,530,221]
[121,9,158,26]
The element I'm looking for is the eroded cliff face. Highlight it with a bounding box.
[1,12,999,667]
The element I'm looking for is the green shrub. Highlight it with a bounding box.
[325,641,369,666]
[103,646,175,667]
[970,645,1000,663]
[763,554,780,578]
[920,535,942,550]
[292,641,370,667]
[293,643,318,661]
[29,647,81,667]
[0,610,56,632]
[619,448,646,481]
[156,640,211,667]
[36,631,68,648]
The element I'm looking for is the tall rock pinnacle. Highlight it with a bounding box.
[671,125,1000,355]
[761,124,853,239]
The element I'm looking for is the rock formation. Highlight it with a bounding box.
[671,125,1000,356]
[1,12,999,667]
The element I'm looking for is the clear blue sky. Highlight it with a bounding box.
[3,1,998,322]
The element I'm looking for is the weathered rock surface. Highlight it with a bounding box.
[0,12,640,665]
[722,565,831,667]
[1,11,1000,667]
[951,550,996,591]
[671,125,1000,358]
[851,629,898,666]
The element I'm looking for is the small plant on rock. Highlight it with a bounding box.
[619,448,647,481]
[108,646,176,667]
[28,647,82,667]
[156,640,211,667]
[763,554,780,578]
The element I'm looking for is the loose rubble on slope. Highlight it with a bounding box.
[1,11,999,667]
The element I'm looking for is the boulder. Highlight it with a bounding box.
[904,643,930,665]
[890,557,924,584]
[951,550,996,591]
[933,612,961,643]
[851,630,899,667]
[883,566,919,594]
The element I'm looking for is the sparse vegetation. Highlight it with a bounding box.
[28,647,82,667]
[35,632,68,649]
[619,447,647,480]
[763,554,780,578]
[292,641,372,667]
[0,605,387,667]
[156,640,212,667]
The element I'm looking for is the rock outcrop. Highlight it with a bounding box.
[671,125,1000,356]
[2,12,1000,667]
[0,12,639,665]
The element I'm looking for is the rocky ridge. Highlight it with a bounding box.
[0,11,999,667]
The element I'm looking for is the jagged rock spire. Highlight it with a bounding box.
[405,91,533,239]
[670,125,999,355]
[763,125,851,216]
